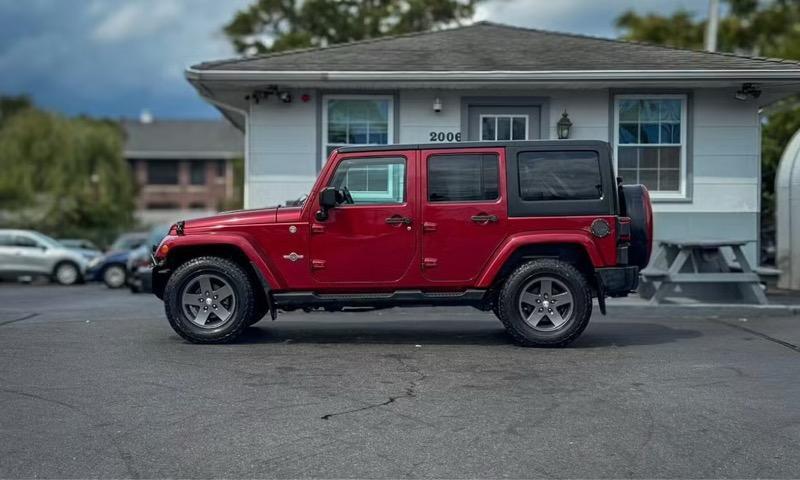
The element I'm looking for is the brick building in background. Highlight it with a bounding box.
[122,114,243,226]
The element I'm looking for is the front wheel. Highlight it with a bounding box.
[163,256,256,343]
[496,259,592,347]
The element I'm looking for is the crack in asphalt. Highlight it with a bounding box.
[0,312,39,327]
[711,319,800,353]
[320,356,426,420]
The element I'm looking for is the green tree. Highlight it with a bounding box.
[224,0,481,55]
[0,108,135,246]
[0,94,32,130]
[616,0,800,248]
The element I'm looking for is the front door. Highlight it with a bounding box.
[420,148,508,283]
[309,152,417,286]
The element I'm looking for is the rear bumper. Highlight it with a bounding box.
[596,266,639,297]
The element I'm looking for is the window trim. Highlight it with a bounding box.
[613,94,688,200]
[479,114,529,141]
[321,94,395,165]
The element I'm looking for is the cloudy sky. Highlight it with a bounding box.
[0,0,707,120]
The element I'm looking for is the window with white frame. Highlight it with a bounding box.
[614,95,687,197]
[480,115,528,141]
[322,95,393,162]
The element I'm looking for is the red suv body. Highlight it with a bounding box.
[153,140,652,346]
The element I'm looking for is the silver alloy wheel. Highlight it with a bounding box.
[104,265,126,288]
[518,276,574,331]
[56,263,78,285]
[181,274,236,329]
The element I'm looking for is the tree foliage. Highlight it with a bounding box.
[616,0,800,237]
[224,0,481,55]
[0,105,136,245]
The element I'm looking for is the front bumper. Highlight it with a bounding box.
[596,266,639,297]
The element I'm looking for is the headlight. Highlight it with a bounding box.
[88,256,103,268]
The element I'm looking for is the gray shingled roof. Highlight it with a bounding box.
[122,120,243,160]
[192,21,800,73]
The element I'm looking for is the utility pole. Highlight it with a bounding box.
[705,0,720,52]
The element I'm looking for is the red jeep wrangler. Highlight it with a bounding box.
[152,140,652,347]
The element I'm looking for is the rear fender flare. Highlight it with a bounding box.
[476,232,604,288]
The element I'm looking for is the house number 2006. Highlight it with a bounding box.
[429,131,461,142]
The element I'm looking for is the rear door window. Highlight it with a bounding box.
[518,151,602,201]
[428,154,499,202]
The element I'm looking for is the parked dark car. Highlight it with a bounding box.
[127,224,171,293]
[85,232,147,288]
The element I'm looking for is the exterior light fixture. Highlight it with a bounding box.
[557,110,572,139]
[432,97,442,113]
[735,83,761,101]
[279,91,292,103]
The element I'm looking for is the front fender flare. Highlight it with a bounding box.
[162,233,284,290]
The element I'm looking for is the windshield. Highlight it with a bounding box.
[30,232,63,249]
[147,225,172,249]
[110,234,146,251]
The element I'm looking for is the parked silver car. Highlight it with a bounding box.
[0,229,88,285]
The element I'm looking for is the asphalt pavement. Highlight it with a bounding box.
[1,283,799,478]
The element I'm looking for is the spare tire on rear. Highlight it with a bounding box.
[620,184,653,269]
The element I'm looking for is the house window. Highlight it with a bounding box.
[216,160,226,178]
[480,115,528,141]
[322,95,393,163]
[190,162,206,185]
[147,161,179,185]
[428,154,499,202]
[614,95,687,197]
[329,157,405,205]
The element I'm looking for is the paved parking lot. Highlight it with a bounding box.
[1,283,799,478]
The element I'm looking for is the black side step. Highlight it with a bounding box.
[273,289,487,309]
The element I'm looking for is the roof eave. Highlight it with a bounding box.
[186,67,800,83]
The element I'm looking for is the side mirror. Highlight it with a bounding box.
[316,186,339,221]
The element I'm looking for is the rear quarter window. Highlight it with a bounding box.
[518,151,602,201]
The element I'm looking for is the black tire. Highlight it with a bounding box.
[52,261,81,286]
[103,264,127,289]
[620,184,652,269]
[496,259,592,347]
[164,256,256,344]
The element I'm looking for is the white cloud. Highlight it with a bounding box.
[92,0,182,42]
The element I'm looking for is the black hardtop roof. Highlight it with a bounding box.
[336,140,610,154]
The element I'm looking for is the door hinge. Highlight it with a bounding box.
[311,259,326,270]
[311,224,325,234]
[422,257,438,268]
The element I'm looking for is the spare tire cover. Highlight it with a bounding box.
[621,184,653,269]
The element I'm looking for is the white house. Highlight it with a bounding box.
[186,21,800,264]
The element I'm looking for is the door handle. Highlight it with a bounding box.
[471,214,498,223]
[385,215,412,225]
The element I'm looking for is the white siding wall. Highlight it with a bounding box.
[246,90,318,207]
[244,86,761,262]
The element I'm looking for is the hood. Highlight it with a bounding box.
[183,206,282,231]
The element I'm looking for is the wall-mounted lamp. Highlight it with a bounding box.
[735,83,761,101]
[432,97,442,113]
[278,91,292,103]
[557,110,573,139]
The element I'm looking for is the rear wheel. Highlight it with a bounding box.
[103,264,126,288]
[164,256,256,343]
[53,262,80,286]
[497,259,592,347]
